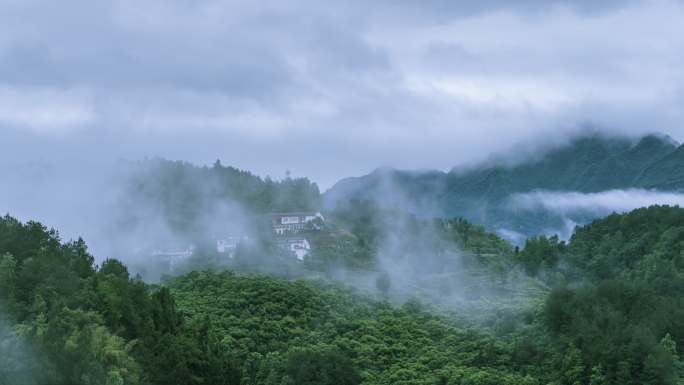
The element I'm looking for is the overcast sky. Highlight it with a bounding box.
[1,0,684,188]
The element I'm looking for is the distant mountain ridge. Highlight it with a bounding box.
[323,132,684,239]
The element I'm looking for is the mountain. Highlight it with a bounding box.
[324,132,683,239]
[634,142,684,188]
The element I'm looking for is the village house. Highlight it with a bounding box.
[271,212,324,235]
[276,237,311,260]
[216,236,249,258]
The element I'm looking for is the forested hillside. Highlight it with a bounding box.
[2,206,684,384]
[118,158,320,237]
[0,215,243,385]
[324,133,684,237]
[95,158,322,276]
[0,214,537,385]
[180,199,544,316]
[167,271,538,385]
[515,205,684,384]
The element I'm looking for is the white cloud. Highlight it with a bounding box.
[510,189,684,215]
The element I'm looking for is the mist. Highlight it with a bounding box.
[0,308,54,385]
[300,198,546,324]
[3,140,682,320]
[0,159,260,280]
[372,218,539,317]
[510,189,684,214]
[0,153,549,317]
[507,188,684,238]
[5,157,680,320]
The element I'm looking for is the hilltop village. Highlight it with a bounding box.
[217,211,324,260]
[151,211,325,267]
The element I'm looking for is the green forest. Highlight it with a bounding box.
[323,133,684,237]
[2,203,684,384]
[2,0,683,383]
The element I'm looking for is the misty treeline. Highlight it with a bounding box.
[2,156,684,384]
[3,205,684,384]
[122,158,320,233]
[120,159,527,305]
[305,199,541,313]
[113,159,319,266]
[0,157,322,279]
[323,133,684,239]
[170,195,538,316]
[0,213,534,385]
[0,215,244,385]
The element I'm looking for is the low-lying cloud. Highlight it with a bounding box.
[0,159,259,282]
[510,188,684,216]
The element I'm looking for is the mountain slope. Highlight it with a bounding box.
[635,144,684,189]
[324,132,682,238]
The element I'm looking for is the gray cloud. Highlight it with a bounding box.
[0,0,683,189]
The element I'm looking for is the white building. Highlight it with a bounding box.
[276,237,311,260]
[151,245,195,268]
[271,212,324,235]
[216,236,249,258]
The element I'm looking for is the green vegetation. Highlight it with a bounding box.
[120,158,320,237]
[324,133,684,236]
[0,215,241,385]
[515,205,684,384]
[167,271,537,385]
[2,204,684,384]
[303,199,513,271]
[0,213,536,385]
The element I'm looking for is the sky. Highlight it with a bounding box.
[1,0,684,189]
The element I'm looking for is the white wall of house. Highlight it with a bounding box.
[276,238,311,260]
[281,216,300,224]
[288,239,310,260]
[216,237,248,257]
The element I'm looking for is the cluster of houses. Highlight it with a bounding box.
[215,211,324,261]
[149,212,324,263]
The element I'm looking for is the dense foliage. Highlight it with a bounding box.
[0,214,537,385]
[167,270,537,385]
[0,215,240,385]
[515,205,684,384]
[308,199,514,272]
[3,205,684,384]
[118,158,320,238]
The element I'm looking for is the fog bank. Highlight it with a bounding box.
[510,189,684,215]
